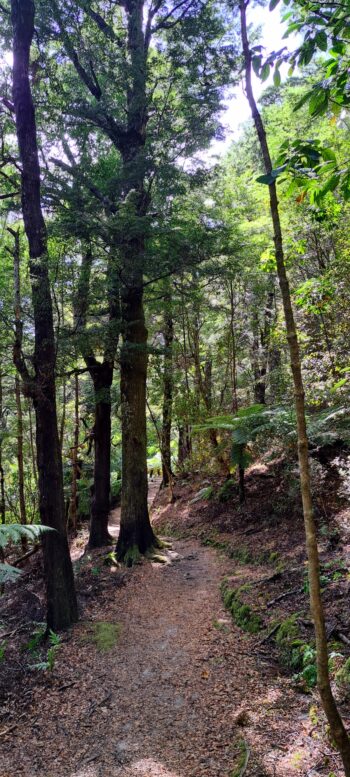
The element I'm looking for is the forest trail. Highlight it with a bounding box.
[108,478,162,540]
[1,525,307,777]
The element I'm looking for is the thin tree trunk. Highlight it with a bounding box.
[28,399,38,486]
[240,2,350,770]
[15,376,27,530]
[60,378,67,451]
[89,364,113,547]
[178,425,192,468]
[229,280,239,412]
[161,290,174,487]
[68,371,79,535]
[12,227,27,532]
[11,0,77,630]
[238,465,245,504]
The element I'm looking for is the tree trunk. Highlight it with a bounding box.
[161,292,174,487]
[12,228,27,533]
[240,2,350,770]
[89,364,113,547]
[11,0,77,630]
[116,0,158,562]
[60,378,67,452]
[178,425,192,468]
[238,465,245,504]
[68,371,79,535]
[15,376,27,530]
[117,282,158,563]
[28,399,38,486]
[229,280,239,412]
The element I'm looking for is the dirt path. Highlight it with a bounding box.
[1,531,316,777]
[108,478,162,541]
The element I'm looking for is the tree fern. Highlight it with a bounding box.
[0,525,54,585]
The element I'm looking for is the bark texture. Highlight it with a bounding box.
[240,1,350,770]
[11,0,77,630]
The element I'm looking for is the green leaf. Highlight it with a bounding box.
[315,31,328,51]
[256,165,286,185]
[293,91,313,112]
[320,174,340,196]
[252,56,261,76]
[273,67,281,87]
[321,147,336,162]
[309,90,328,116]
[256,172,275,185]
[269,0,281,10]
[0,563,22,584]
[261,62,270,82]
[300,41,315,66]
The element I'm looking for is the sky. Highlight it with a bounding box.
[208,3,293,159]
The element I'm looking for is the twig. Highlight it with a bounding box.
[0,712,26,737]
[251,565,306,588]
[259,623,280,644]
[337,631,350,647]
[13,544,41,567]
[267,586,303,608]
[58,681,78,692]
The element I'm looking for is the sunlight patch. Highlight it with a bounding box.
[131,758,181,776]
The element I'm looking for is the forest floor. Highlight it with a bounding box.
[1,453,350,776]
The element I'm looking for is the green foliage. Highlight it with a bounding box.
[217,479,236,502]
[293,644,317,689]
[275,614,303,668]
[190,485,214,504]
[0,524,54,585]
[31,630,62,672]
[25,623,46,653]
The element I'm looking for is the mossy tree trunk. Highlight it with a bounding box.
[240,1,350,771]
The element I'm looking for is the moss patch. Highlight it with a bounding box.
[274,614,304,670]
[230,737,249,777]
[123,545,142,567]
[82,621,121,652]
[221,579,262,634]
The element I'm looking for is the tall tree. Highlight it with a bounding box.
[239,0,350,770]
[40,0,233,561]
[11,0,77,629]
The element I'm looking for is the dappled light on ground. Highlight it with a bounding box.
[128,758,182,776]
